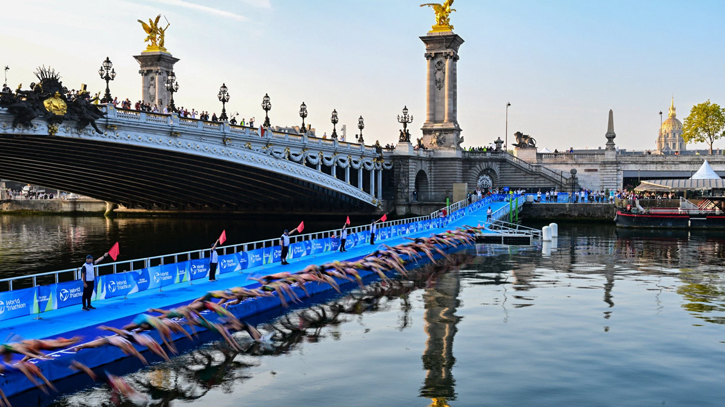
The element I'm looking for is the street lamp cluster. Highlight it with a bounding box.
[96,57,388,146]
[165,71,179,112]
[98,57,116,104]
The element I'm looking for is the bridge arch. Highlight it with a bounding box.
[469,162,499,190]
[415,169,430,201]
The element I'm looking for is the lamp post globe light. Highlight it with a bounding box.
[165,71,179,112]
[356,115,365,144]
[330,109,339,139]
[262,93,272,128]
[98,56,116,104]
[299,101,308,133]
[397,105,413,142]
[218,83,230,121]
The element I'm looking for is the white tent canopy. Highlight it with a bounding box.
[691,160,721,180]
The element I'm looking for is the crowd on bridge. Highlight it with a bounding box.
[106,97,256,127]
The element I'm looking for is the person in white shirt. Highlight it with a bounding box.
[537,190,542,203]
[80,252,109,311]
[340,224,348,252]
[545,191,550,202]
[280,229,292,265]
[487,206,493,222]
[370,219,380,245]
[209,240,219,282]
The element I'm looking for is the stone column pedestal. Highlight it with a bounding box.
[420,32,464,151]
[134,52,180,109]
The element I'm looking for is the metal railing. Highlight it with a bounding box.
[0,195,510,292]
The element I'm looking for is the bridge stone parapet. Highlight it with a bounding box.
[0,105,392,210]
[531,150,725,190]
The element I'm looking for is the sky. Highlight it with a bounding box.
[1,0,724,151]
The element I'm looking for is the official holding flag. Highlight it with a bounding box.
[79,251,109,311]
[209,231,226,282]
[340,224,348,252]
[280,229,291,265]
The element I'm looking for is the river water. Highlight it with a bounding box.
[4,216,725,406]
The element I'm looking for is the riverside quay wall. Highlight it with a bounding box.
[521,203,617,221]
[0,199,107,214]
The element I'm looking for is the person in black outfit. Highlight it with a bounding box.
[80,252,108,311]
[209,240,219,281]
[340,224,348,252]
[370,219,379,245]
[280,229,291,265]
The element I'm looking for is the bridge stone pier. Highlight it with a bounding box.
[0,106,391,214]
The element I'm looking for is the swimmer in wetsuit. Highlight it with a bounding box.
[72,336,148,365]
[0,360,56,394]
[19,337,82,361]
[98,327,170,362]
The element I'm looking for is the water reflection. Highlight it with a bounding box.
[50,258,470,407]
[420,270,461,406]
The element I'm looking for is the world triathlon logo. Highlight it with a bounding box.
[153,272,160,284]
[0,300,4,314]
[59,289,70,301]
[108,281,117,293]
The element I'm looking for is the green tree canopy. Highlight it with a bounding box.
[682,100,725,154]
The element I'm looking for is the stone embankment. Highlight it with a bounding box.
[0,199,106,214]
[521,202,616,221]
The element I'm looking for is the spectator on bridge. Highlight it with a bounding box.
[280,229,292,265]
[340,223,348,252]
[229,116,237,125]
[250,117,255,127]
[111,97,118,107]
[212,113,218,122]
[208,240,219,281]
[487,206,493,222]
[79,252,109,311]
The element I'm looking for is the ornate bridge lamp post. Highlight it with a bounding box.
[218,83,230,121]
[397,105,413,142]
[356,115,365,144]
[299,101,308,133]
[98,57,116,104]
[165,71,179,112]
[262,93,272,128]
[331,109,339,139]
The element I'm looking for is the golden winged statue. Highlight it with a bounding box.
[420,0,456,32]
[138,14,171,53]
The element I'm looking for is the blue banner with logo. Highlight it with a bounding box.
[218,253,242,274]
[188,259,208,281]
[272,246,283,263]
[311,238,326,255]
[290,242,307,259]
[33,284,54,314]
[55,280,84,310]
[0,287,35,321]
[237,251,248,270]
[101,273,138,299]
[330,237,340,251]
[246,249,264,268]
[145,265,175,289]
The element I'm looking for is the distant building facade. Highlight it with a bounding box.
[656,98,685,153]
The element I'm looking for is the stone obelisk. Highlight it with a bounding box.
[420,14,464,152]
[133,17,179,109]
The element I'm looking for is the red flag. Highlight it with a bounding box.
[379,214,387,222]
[296,221,305,233]
[259,126,265,138]
[218,230,227,244]
[346,216,350,225]
[108,242,120,261]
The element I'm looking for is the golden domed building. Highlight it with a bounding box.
[656,97,685,152]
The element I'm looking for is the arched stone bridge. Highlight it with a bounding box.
[0,106,391,212]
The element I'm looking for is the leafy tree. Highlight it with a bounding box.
[682,100,725,154]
